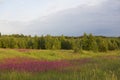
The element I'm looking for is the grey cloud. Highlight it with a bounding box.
[0,0,120,36]
[0,0,4,4]
[24,0,120,36]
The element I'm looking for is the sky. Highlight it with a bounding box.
[0,0,120,36]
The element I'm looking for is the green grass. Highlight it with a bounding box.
[0,49,119,60]
[0,49,120,80]
[0,57,120,80]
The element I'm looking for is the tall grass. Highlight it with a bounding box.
[0,56,120,80]
[0,49,120,80]
[0,49,119,60]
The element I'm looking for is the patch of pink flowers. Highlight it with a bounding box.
[0,58,71,72]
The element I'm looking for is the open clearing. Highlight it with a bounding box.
[0,49,120,80]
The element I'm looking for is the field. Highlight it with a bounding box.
[0,49,120,80]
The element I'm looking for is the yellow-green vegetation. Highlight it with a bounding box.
[0,49,120,80]
[0,34,120,52]
[0,49,120,60]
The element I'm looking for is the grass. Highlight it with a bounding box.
[0,48,119,60]
[0,49,120,80]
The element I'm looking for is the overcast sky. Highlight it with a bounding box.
[0,0,120,36]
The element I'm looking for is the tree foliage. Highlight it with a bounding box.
[0,33,119,52]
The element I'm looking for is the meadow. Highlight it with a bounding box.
[0,49,120,80]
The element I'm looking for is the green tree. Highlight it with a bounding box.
[108,39,118,50]
[50,38,61,49]
[9,37,16,48]
[82,33,89,50]
[32,36,39,49]
[73,39,82,53]
[61,39,72,50]
[96,38,108,52]
[88,34,98,52]
[39,36,45,49]
[45,35,53,49]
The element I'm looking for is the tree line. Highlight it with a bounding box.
[0,33,120,52]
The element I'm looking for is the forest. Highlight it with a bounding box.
[0,33,119,52]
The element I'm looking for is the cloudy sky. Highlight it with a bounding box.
[0,0,120,36]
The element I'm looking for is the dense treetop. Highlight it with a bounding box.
[0,33,119,52]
